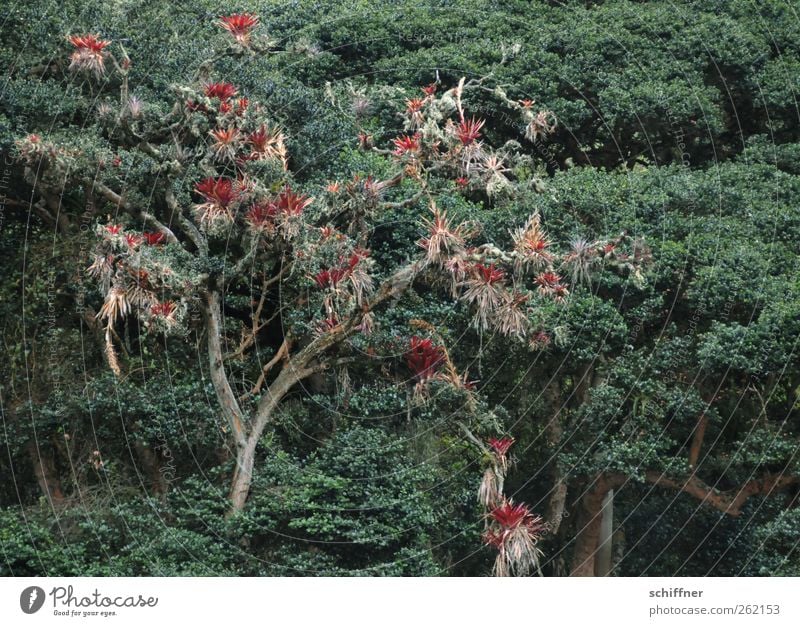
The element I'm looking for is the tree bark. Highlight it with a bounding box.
[688,413,708,469]
[203,290,247,451]
[570,485,605,576]
[596,488,614,576]
[27,441,64,507]
[133,440,168,496]
[570,474,626,576]
[542,377,567,536]
[227,365,301,512]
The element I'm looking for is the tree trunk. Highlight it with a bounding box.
[596,488,614,576]
[226,366,302,514]
[570,476,623,576]
[542,375,568,536]
[228,436,257,513]
[27,442,64,507]
[133,440,168,497]
[570,486,605,576]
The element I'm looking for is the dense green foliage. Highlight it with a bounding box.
[2,0,800,576]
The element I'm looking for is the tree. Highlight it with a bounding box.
[15,12,643,546]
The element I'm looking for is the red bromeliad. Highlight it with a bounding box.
[312,249,367,290]
[68,34,111,77]
[483,499,546,576]
[392,133,421,156]
[418,207,469,265]
[151,300,176,318]
[490,499,536,530]
[405,98,425,114]
[512,212,552,270]
[245,200,279,231]
[218,13,259,46]
[142,231,165,245]
[405,336,445,382]
[456,116,485,146]
[530,330,551,351]
[275,187,312,216]
[535,271,568,300]
[313,267,348,289]
[193,177,242,226]
[247,124,286,164]
[194,177,239,210]
[209,127,241,160]
[405,98,426,128]
[204,82,238,102]
[474,263,505,285]
[124,233,142,248]
[488,436,514,457]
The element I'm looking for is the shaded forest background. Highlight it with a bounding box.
[2,0,800,576]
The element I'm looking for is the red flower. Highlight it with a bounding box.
[219,13,259,45]
[275,187,312,216]
[488,437,514,457]
[105,224,122,235]
[455,176,469,188]
[405,336,445,382]
[346,248,369,269]
[245,200,278,229]
[68,34,110,54]
[456,116,485,145]
[142,231,165,245]
[474,263,505,284]
[68,34,111,77]
[151,300,176,317]
[124,233,142,248]
[490,500,537,530]
[247,124,286,162]
[194,177,239,209]
[313,267,348,289]
[406,98,425,114]
[209,127,241,159]
[422,83,437,96]
[204,82,238,101]
[111,155,122,168]
[219,101,232,114]
[236,97,249,114]
[392,133,421,156]
[535,271,567,300]
[519,98,534,109]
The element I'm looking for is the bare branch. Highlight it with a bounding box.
[86,178,179,244]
